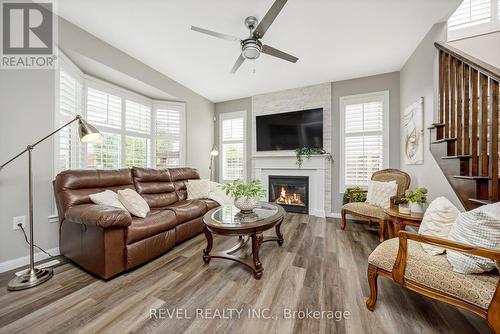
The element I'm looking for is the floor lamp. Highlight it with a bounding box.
[0,115,102,291]
[208,145,219,181]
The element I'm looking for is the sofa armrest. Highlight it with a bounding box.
[65,204,132,228]
[392,231,500,284]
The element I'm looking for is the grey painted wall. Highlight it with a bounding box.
[214,72,401,214]
[0,16,214,264]
[331,71,401,213]
[214,97,253,182]
[450,31,500,69]
[400,23,464,210]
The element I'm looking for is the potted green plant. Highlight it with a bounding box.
[221,179,266,213]
[404,187,428,217]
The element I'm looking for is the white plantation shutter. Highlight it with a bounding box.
[220,111,246,182]
[57,69,82,172]
[126,100,151,134]
[447,0,499,40]
[155,102,185,167]
[341,92,388,190]
[87,88,122,129]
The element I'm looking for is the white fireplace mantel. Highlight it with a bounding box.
[252,155,330,217]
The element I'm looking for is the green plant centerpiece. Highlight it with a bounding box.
[295,147,332,168]
[221,179,266,213]
[342,186,367,205]
[404,187,428,216]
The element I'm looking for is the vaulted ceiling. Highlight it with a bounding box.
[57,0,460,102]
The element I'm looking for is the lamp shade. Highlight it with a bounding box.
[210,145,219,156]
[78,118,102,143]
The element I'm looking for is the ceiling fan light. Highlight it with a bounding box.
[243,46,260,60]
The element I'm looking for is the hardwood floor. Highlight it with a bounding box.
[0,214,492,334]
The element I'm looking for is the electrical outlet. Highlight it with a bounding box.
[13,216,26,230]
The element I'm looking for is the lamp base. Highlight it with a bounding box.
[7,267,53,291]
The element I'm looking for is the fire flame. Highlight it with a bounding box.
[274,186,304,206]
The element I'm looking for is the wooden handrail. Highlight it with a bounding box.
[435,41,500,81]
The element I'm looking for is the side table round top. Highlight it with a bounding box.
[384,207,423,221]
[204,202,285,234]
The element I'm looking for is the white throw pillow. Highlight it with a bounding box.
[208,181,234,206]
[117,189,150,218]
[366,180,398,209]
[89,190,127,211]
[447,202,500,274]
[186,179,210,200]
[418,197,460,255]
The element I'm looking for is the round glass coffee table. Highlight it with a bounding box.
[202,202,285,279]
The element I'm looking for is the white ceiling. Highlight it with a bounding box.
[57,0,459,103]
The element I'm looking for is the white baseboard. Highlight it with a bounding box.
[0,247,60,273]
[326,212,341,218]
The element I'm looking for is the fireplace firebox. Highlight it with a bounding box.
[268,175,309,214]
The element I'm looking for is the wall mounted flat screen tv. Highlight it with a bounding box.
[256,108,323,151]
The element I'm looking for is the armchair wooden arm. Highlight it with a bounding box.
[392,230,500,284]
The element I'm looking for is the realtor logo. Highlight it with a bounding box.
[1,0,57,69]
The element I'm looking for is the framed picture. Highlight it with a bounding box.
[403,97,424,165]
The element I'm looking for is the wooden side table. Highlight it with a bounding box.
[384,208,423,238]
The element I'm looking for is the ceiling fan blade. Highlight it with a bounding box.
[191,26,240,42]
[253,0,288,38]
[230,54,245,73]
[261,44,298,63]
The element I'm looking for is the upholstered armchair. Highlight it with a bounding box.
[367,231,500,333]
[341,169,411,241]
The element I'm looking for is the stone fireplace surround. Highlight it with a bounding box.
[250,82,332,217]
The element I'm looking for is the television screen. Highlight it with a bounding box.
[256,108,323,151]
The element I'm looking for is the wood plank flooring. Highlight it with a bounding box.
[0,214,492,334]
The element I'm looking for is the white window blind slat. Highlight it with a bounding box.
[125,100,151,134]
[87,88,122,129]
[221,113,245,181]
[222,143,244,181]
[156,105,183,167]
[448,0,492,31]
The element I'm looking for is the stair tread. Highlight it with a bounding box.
[453,175,490,180]
[432,138,457,144]
[469,198,494,205]
[442,155,472,159]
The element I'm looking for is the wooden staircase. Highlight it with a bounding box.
[429,42,499,210]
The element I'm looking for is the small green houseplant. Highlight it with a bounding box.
[221,179,266,212]
[342,186,367,205]
[404,187,428,216]
[294,147,332,168]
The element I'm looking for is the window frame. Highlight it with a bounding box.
[55,53,187,172]
[447,0,500,41]
[219,110,247,183]
[339,91,390,193]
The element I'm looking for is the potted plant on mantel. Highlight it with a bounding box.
[294,147,332,168]
[404,187,428,217]
[221,180,266,213]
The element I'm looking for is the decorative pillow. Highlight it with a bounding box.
[366,180,398,209]
[447,202,500,274]
[117,189,150,218]
[186,179,210,200]
[418,197,460,255]
[208,181,233,206]
[89,190,127,211]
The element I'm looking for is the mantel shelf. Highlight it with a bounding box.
[251,154,333,159]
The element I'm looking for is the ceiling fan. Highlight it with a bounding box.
[190,0,298,73]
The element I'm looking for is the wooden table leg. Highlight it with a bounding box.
[387,219,395,239]
[275,218,284,246]
[203,225,213,264]
[394,217,402,237]
[251,233,264,280]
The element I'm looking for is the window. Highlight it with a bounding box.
[340,91,389,192]
[448,0,500,40]
[155,102,186,167]
[220,111,246,182]
[56,54,186,172]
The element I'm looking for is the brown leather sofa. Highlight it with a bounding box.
[53,167,219,279]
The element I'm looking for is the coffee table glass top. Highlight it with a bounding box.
[209,202,280,227]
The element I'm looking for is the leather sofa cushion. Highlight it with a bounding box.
[164,200,206,223]
[200,199,219,211]
[169,168,200,201]
[126,210,177,244]
[132,167,179,208]
[176,217,204,244]
[126,229,176,270]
